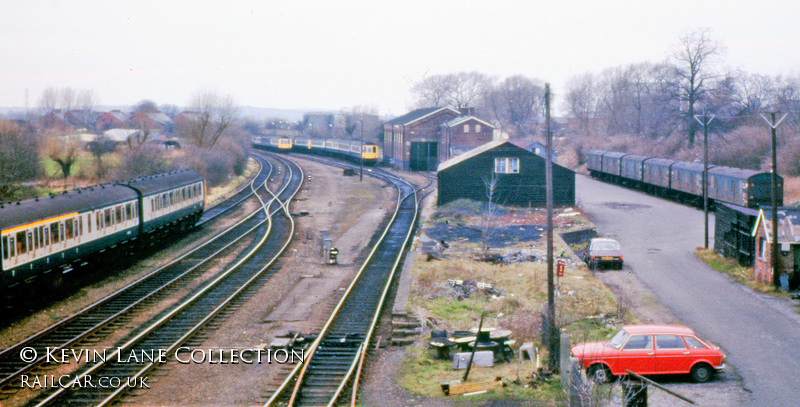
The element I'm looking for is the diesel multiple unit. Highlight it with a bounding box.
[587,150,782,209]
[253,136,382,165]
[0,170,205,294]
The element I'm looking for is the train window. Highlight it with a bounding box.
[151,198,155,212]
[170,191,174,206]
[105,208,112,226]
[17,231,26,254]
[87,214,92,233]
[79,217,83,236]
[97,212,102,230]
[38,226,44,247]
[28,231,33,253]
[182,188,187,201]
[2,235,7,260]
[44,226,49,246]
[162,194,167,208]
[8,236,14,258]
[133,202,138,217]
[33,228,39,250]
[51,222,60,244]
[125,203,132,220]
[66,219,74,239]
[115,206,122,223]
[60,223,65,242]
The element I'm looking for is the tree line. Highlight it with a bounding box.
[410,28,800,172]
[0,88,249,202]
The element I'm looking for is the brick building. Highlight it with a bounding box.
[752,207,800,289]
[439,116,495,162]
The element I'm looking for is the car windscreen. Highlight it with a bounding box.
[592,241,621,251]
[608,329,629,349]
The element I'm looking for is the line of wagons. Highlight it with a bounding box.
[0,170,206,301]
[252,136,383,165]
[587,150,782,209]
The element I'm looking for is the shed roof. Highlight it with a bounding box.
[384,107,459,126]
[752,207,800,243]
[444,115,495,128]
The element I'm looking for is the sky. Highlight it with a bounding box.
[2,0,799,118]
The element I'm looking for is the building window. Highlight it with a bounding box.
[463,124,470,133]
[475,124,481,132]
[494,157,520,174]
[759,237,767,260]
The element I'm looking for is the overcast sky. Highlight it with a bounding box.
[2,0,799,117]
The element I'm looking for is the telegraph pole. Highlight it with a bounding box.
[544,83,557,370]
[760,112,788,288]
[359,116,364,182]
[693,113,714,249]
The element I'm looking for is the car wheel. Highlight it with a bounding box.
[690,363,713,383]
[587,364,612,383]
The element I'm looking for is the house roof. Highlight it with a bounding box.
[437,140,517,172]
[384,107,459,126]
[443,115,495,129]
[752,207,800,243]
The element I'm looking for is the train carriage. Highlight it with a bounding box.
[600,152,627,179]
[670,162,714,200]
[641,158,676,194]
[619,154,651,187]
[708,167,782,208]
[1,185,140,290]
[125,170,205,234]
[268,136,293,150]
[587,150,607,176]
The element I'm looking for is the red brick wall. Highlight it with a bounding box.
[753,224,795,284]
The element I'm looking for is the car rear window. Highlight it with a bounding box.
[683,336,707,349]
[656,335,687,349]
[592,241,620,250]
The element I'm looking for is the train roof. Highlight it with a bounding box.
[122,169,204,196]
[642,158,677,166]
[671,161,713,172]
[0,185,137,232]
[601,151,628,159]
[587,150,608,155]
[708,166,764,179]
[620,154,651,162]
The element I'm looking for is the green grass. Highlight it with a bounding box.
[695,248,790,298]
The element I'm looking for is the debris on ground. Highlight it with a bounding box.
[433,279,504,300]
[441,377,505,396]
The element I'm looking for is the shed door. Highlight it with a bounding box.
[410,142,438,171]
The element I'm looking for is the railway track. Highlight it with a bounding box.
[266,157,431,407]
[23,152,303,406]
[0,154,299,406]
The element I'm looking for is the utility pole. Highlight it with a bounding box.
[544,83,557,370]
[760,112,788,288]
[359,116,364,182]
[693,112,714,249]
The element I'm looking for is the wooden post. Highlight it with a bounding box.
[545,83,557,370]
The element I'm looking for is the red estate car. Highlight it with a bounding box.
[571,325,725,383]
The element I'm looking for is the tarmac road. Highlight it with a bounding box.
[576,174,800,407]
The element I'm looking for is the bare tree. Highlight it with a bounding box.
[485,75,544,136]
[86,135,116,179]
[481,172,501,253]
[411,71,491,109]
[564,73,600,133]
[411,74,454,108]
[0,121,40,200]
[180,91,239,148]
[134,99,158,112]
[43,134,80,186]
[665,28,725,147]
